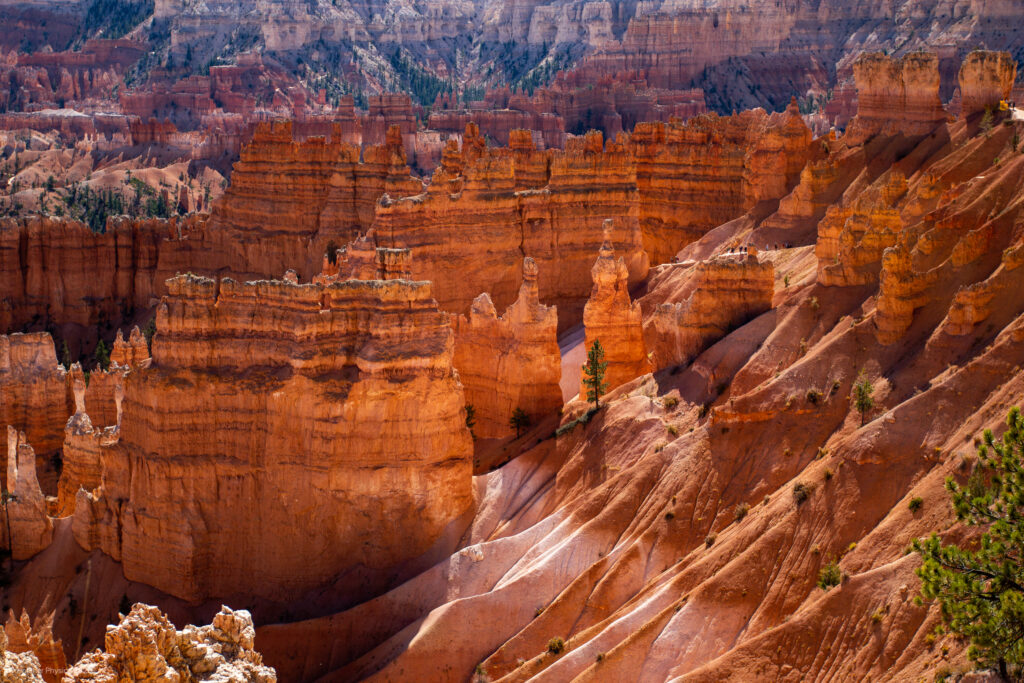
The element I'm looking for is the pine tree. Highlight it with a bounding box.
[465,404,477,439]
[60,340,71,370]
[509,407,530,438]
[94,338,110,371]
[913,407,1024,680]
[852,371,874,426]
[582,339,609,409]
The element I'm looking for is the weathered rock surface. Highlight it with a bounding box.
[0,215,187,342]
[3,612,64,683]
[63,604,275,682]
[373,126,647,328]
[0,334,69,471]
[958,50,1017,118]
[0,629,43,683]
[203,121,422,282]
[452,257,561,439]
[4,428,52,560]
[581,223,651,397]
[846,52,947,143]
[72,270,474,602]
[644,253,775,371]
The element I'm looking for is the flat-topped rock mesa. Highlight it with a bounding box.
[72,266,474,603]
[846,52,947,143]
[581,224,652,396]
[453,257,562,439]
[958,50,1017,118]
[643,253,776,370]
[65,604,276,682]
[372,125,647,329]
[204,121,422,282]
[633,102,812,264]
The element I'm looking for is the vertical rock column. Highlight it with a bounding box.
[581,221,652,398]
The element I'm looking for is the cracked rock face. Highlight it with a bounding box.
[62,605,276,683]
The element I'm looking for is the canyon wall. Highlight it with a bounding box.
[203,121,422,282]
[0,215,188,339]
[644,253,776,371]
[372,126,647,327]
[0,334,68,470]
[633,101,811,264]
[72,270,474,603]
[958,50,1017,117]
[452,257,562,439]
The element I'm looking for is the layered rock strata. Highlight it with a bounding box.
[846,52,947,143]
[644,253,775,370]
[0,334,69,471]
[816,171,908,287]
[205,121,422,282]
[4,428,52,560]
[58,366,121,517]
[958,50,1017,118]
[581,224,652,397]
[633,103,811,264]
[64,604,275,682]
[73,271,474,602]
[452,257,561,439]
[0,215,190,338]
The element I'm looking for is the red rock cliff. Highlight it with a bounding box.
[452,257,562,439]
[72,271,474,603]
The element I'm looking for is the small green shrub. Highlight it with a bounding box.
[806,389,823,405]
[734,502,750,521]
[547,637,565,655]
[817,560,842,591]
[663,396,679,409]
[908,496,923,512]
[793,482,813,505]
[666,424,679,436]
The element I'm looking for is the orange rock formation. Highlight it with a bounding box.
[373,125,647,328]
[0,334,69,472]
[633,103,811,264]
[204,121,422,282]
[3,612,64,683]
[580,222,652,397]
[847,52,947,142]
[0,629,44,683]
[72,270,474,602]
[64,604,275,682]
[452,257,562,438]
[958,50,1017,118]
[4,428,52,560]
[644,252,775,371]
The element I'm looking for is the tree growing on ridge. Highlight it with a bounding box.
[582,340,608,410]
[852,371,874,426]
[913,407,1024,680]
